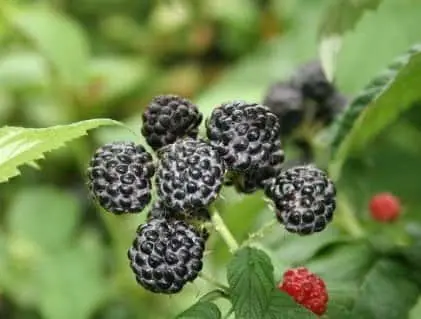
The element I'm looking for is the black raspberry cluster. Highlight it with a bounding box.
[86,94,337,295]
[263,60,347,138]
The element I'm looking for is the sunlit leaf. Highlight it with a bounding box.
[318,0,383,80]
[329,44,421,180]
[0,119,123,183]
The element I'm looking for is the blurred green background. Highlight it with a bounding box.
[1,0,421,318]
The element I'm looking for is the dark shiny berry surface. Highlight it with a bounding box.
[87,141,154,214]
[155,138,225,212]
[128,218,205,294]
[265,165,336,235]
[206,101,283,173]
[141,95,203,151]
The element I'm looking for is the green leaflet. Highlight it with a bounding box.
[227,247,314,319]
[318,0,383,80]
[329,44,421,180]
[0,119,123,183]
[176,302,222,319]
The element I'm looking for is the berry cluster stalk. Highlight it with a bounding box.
[210,206,239,253]
[242,219,279,246]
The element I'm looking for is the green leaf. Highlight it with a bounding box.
[306,244,419,318]
[227,247,314,319]
[329,44,421,180]
[7,5,89,88]
[336,118,421,225]
[273,228,343,265]
[409,296,421,319]
[350,260,419,319]
[264,290,316,319]
[320,0,383,36]
[318,0,383,80]
[335,0,421,94]
[227,247,273,319]
[306,243,376,283]
[6,187,80,251]
[0,118,122,183]
[176,302,222,319]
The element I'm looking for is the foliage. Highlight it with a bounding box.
[1,0,421,319]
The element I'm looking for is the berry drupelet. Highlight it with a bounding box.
[206,101,282,172]
[265,165,336,235]
[141,94,203,151]
[87,141,155,214]
[128,218,205,294]
[155,138,225,213]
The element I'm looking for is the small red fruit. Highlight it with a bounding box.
[369,192,401,222]
[278,267,328,316]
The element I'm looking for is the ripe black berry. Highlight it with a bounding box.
[290,60,335,103]
[87,141,154,214]
[231,139,284,193]
[316,91,348,124]
[206,101,282,172]
[263,82,304,137]
[141,94,203,151]
[265,165,336,235]
[128,218,205,294]
[155,138,225,212]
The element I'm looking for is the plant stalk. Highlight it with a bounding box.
[210,206,239,253]
[242,219,278,246]
[335,194,365,238]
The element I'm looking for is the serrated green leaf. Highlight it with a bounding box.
[227,247,313,319]
[329,44,421,180]
[335,0,421,94]
[227,247,274,319]
[263,290,316,319]
[319,0,383,36]
[318,0,383,81]
[0,118,122,183]
[350,260,419,319]
[306,244,419,318]
[6,5,89,88]
[176,301,222,319]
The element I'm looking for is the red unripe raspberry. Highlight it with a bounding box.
[278,267,328,316]
[369,193,401,222]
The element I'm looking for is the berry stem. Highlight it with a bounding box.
[334,194,365,238]
[210,206,239,253]
[198,273,230,291]
[242,219,278,246]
